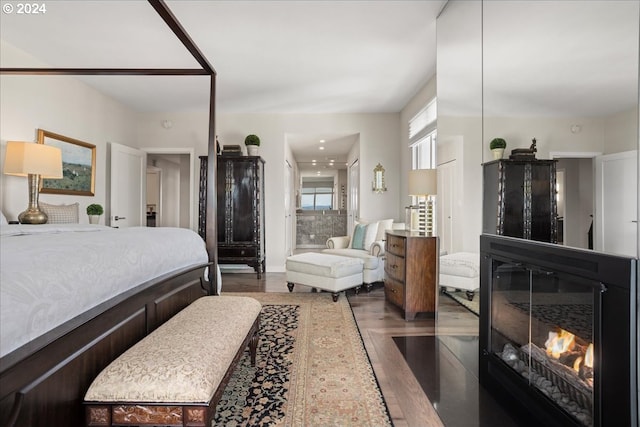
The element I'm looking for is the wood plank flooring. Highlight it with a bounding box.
[221,270,491,426]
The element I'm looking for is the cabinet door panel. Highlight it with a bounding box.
[530,164,553,242]
[502,163,525,237]
[231,160,256,243]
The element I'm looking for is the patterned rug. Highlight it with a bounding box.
[213,292,392,426]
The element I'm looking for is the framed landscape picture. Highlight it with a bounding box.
[38,129,96,196]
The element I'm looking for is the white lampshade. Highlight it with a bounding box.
[3,141,63,178]
[408,169,437,196]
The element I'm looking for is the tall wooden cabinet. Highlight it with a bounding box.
[198,155,265,278]
[483,159,558,243]
[384,230,439,320]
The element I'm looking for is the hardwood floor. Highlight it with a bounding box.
[221,270,522,427]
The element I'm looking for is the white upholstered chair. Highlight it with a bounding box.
[324,219,404,290]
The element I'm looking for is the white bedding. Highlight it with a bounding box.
[0,224,209,358]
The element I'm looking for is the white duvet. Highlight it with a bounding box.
[0,224,209,358]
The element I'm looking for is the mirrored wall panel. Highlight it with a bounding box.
[437,0,639,257]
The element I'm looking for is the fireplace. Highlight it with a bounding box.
[479,235,637,427]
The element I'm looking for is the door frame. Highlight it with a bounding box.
[550,151,601,249]
[142,147,195,230]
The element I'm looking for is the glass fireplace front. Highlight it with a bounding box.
[490,259,597,426]
[479,234,637,427]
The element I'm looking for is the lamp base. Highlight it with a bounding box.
[18,207,48,224]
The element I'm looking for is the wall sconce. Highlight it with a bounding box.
[372,163,387,193]
[3,141,63,224]
[408,169,437,235]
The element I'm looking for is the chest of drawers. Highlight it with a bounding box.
[384,230,438,320]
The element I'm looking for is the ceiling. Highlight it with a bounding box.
[0,0,445,114]
[5,1,633,173]
[0,0,445,171]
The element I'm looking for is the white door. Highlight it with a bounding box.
[284,160,293,257]
[594,150,638,257]
[438,160,456,254]
[348,159,360,236]
[110,142,146,228]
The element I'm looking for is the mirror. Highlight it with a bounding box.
[372,163,387,193]
[435,0,483,255]
[437,0,639,257]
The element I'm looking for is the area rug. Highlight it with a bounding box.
[443,290,480,316]
[213,292,392,426]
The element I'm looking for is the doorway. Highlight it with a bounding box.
[551,152,599,250]
[143,148,195,230]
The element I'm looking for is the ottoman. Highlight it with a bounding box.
[439,252,480,301]
[286,252,364,302]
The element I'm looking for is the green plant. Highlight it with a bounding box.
[489,138,507,150]
[86,203,104,216]
[244,134,261,146]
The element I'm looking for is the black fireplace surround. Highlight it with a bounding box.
[479,234,638,427]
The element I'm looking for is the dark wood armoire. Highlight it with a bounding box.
[482,158,558,243]
[198,155,265,278]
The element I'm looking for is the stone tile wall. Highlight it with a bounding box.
[296,211,347,247]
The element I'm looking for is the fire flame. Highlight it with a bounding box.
[545,329,576,359]
[545,329,594,373]
[584,343,593,368]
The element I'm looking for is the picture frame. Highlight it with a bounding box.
[37,129,96,196]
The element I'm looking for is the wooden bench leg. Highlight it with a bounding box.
[249,325,259,366]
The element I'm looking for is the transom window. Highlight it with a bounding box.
[409,98,437,169]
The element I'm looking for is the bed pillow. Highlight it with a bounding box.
[350,221,379,250]
[0,211,7,225]
[40,202,80,224]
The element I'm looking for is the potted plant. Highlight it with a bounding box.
[245,134,260,156]
[86,203,104,224]
[489,138,507,160]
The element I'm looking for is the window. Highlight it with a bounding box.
[301,180,333,210]
[411,130,437,169]
[409,98,437,169]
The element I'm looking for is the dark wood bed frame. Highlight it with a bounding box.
[0,2,220,426]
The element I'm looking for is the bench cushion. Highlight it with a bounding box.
[286,252,363,278]
[440,252,480,278]
[84,296,261,404]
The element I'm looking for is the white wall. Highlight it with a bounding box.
[0,41,137,222]
[437,115,483,253]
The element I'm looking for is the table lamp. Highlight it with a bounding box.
[3,141,63,224]
[408,169,437,235]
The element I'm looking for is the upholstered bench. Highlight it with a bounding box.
[286,252,364,302]
[439,252,480,301]
[84,296,261,427]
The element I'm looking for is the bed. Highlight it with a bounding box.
[0,224,212,427]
